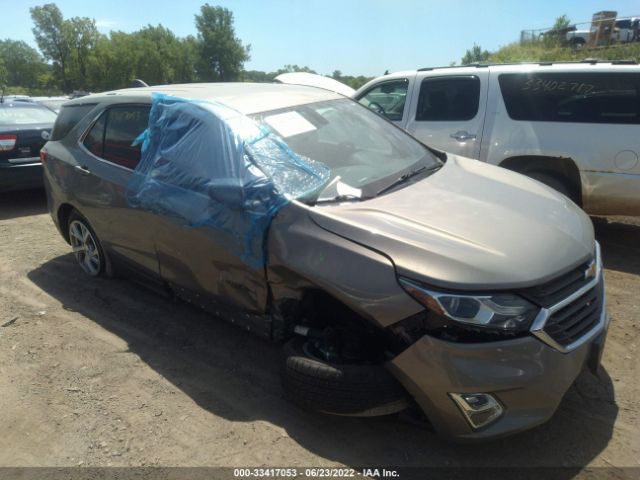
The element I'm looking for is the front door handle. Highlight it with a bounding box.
[450,131,477,142]
[74,165,91,175]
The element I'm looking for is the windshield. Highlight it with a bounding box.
[250,98,440,202]
[0,104,57,125]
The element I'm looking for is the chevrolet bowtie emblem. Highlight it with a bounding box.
[584,261,597,280]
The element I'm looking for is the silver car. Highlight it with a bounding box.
[42,83,608,441]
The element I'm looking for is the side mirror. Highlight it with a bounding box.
[207,179,245,209]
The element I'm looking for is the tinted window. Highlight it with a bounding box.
[416,76,480,121]
[357,79,409,121]
[50,104,96,140]
[0,103,57,126]
[616,20,631,29]
[499,73,640,124]
[102,106,149,169]
[83,113,106,157]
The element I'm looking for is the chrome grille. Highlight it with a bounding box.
[542,280,604,346]
[527,243,606,352]
[520,259,594,308]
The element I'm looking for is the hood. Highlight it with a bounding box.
[308,155,594,290]
[275,72,355,97]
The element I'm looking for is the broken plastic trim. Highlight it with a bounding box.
[127,93,330,267]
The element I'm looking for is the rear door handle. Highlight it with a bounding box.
[74,165,91,175]
[450,131,477,142]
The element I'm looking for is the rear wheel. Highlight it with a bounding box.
[68,211,105,277]
[281,337,409,417]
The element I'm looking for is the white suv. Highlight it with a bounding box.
[354,61,640,216]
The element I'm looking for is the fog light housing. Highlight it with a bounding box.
[449,392,503,430]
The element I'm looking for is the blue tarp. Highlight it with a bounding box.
[127,93,330,267]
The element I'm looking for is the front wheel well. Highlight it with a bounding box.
[271,288,387,362]
[499,155,582,205]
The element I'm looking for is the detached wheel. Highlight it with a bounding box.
[527,171,574,201]
[68,211,105,277]
[281,337,409,417]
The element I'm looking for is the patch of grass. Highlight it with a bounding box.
[487,41,640,64]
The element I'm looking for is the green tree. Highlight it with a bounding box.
[461,43,490,65]
[275,64,316,75]
[87,26,200,91]
[136,25,198,84]
[86,32,135,91]
[553,14,571,31]
[30,3,72,91]
[67,17,100,89]
[194,4,250,81]
[0,40,48,89]
[329,69,372,89]
[242,69,275,82]
[0,57,7,87]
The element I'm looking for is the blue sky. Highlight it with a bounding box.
[2,0,639,76]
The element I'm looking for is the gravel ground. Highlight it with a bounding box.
[0,189,639,478]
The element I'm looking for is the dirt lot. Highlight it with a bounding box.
[0,189,639,477]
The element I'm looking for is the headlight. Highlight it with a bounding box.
[399,278,538,333]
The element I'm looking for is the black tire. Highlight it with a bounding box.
[527,171,574,201]
[281,337,409,417]
[67,210,106,277]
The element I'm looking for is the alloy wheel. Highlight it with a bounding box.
[69,220,101,276]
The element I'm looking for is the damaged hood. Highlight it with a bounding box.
[308,155,595,290]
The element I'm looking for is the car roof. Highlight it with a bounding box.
[64,82,344,115]
[355,62,640,95]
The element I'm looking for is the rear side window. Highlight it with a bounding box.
[357,79,409,121]
[83,114,106,157]
[83,105,150,169]
[499,73,640,124]
[416,76,480,121]
[50,104,96,140]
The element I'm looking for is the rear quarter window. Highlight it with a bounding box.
[50,104,97,141]
[498,72,640,124]
[102,106,149,169]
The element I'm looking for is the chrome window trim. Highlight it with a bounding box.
[530,241,605,353]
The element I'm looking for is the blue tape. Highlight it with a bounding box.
[127,93,330,267]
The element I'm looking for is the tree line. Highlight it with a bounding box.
[0,2,373,96]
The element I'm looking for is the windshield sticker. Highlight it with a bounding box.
[264,111,316,138]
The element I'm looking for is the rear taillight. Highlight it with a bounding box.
[0,134,17,152]
[40,149,48,164]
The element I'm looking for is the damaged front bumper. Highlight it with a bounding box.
[387,307,609,441]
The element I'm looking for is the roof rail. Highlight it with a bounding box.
[417,59,638,71]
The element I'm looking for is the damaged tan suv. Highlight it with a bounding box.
[42,83,608,441]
